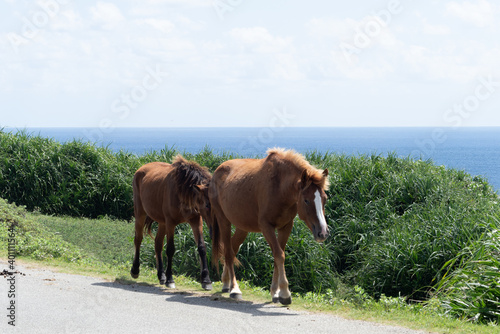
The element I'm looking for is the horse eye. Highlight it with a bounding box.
[304,199,310,205]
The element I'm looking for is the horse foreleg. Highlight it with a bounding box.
[263,222,293,305]
[227,257,241,300]
[189,217,212,290]
[155,222,167,285]
[271,265,280,303]
[221,263,230,293]
[276,222,294,304]
[164,223,176,288]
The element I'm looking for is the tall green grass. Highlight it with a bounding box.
[2,129,500,323]
[0,130,137,218]
[0,130,240,219]
[433,222,500,323]
[317,152,498,300]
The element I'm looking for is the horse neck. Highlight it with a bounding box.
[273,162,303,202]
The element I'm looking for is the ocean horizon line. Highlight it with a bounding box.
[3,126,500,130]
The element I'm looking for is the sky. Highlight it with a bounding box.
[1,0,499,128]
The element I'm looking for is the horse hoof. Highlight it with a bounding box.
[230,293,242,300]
[130,269,139,279]
[279,296,292,305]
[166,282,176,289]
[159,279,166,285]
[272,297,279,303]
[221,288,230,293]
[202,283,213,291]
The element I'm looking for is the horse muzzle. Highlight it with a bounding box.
[313,226,329,242]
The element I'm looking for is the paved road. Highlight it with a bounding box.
[0,261,429,334]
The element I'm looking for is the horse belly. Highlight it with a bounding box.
[219,186,261,233]
[224,208,260,232]
[212,159,265,232]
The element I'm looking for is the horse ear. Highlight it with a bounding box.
[193,184,208,195]
[323,168,329,177]
[299,170,312,190]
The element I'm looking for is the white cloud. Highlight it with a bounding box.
[446,0,495,27]
[400,44,479,83]
[306,9,498,85]
[135,18,174,34]
[136,0,210,6]
[304,16,404,81]
[2,0,500,127]
[174,15,204,31]
[308,15,399,64]
[90,2,125,29]
[421,19,451,35]
[223,27,307,82]
[306,17,355,40]
[229,27,293,54]
[272,54,303,81]
[51,9,84,31]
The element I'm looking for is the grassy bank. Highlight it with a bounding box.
[1,198,498,333]
[1,129,500,325]
[0,130,238,219]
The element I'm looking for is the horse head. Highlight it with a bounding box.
[194,183,213,227]
[296,168,330,242]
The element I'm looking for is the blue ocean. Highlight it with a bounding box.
[7,127,500,191]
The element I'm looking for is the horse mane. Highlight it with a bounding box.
[171,155,211,210]
[266,147,330,191]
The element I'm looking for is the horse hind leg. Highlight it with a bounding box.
[131,214,147,279]
[218,216,242,299]
[188,217,212,291]
[131,173,146,279]
[155,221,167,285]
[220,228,247,293]
[164,222,176,288]
[226,232,243,300]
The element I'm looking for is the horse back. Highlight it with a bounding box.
[133,162,178,222]
[210,157,296,231]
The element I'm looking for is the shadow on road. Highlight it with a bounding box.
[92,280,297,317]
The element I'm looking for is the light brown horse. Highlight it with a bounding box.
[130,155,213,290]
[210,148,329,304]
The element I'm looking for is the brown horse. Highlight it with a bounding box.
[210,148,329,304]
[130,155,213,290]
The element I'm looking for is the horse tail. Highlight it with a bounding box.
[144,216,154,239]
[234,253,241,267]
[211,212,221,270]
[210,212,241,269]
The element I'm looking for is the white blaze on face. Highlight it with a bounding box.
[313,190,328,235]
